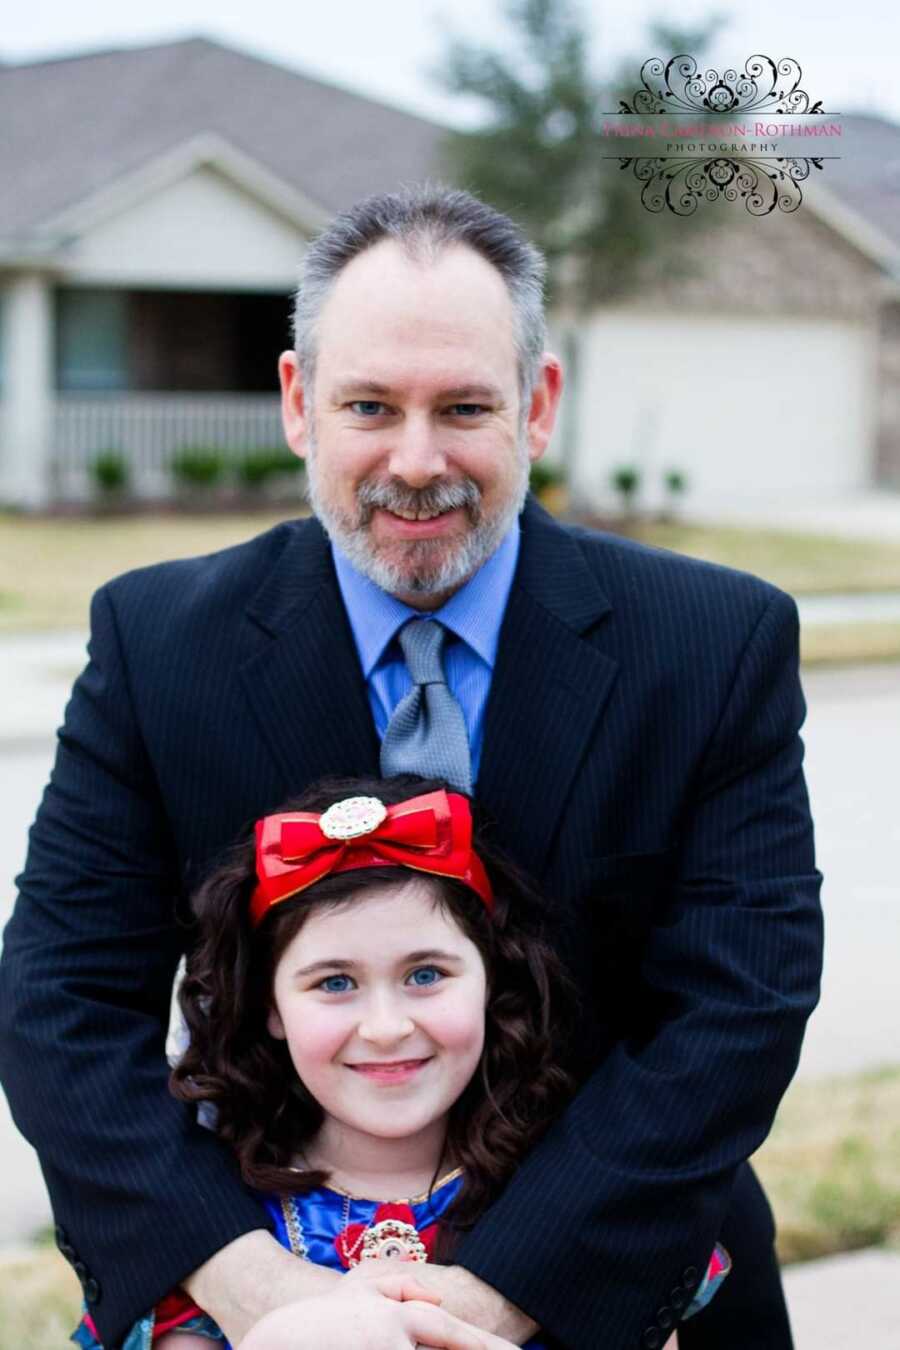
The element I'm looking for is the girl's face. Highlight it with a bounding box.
[267,877,488,1154]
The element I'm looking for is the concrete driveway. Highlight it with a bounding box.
[796,660,900,1076]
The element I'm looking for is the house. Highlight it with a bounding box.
[1,36,899,509]
[552,162,900,512]
[0,37,443,505]
[823,115,900,491]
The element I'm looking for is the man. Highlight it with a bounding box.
[0,185,822,1349]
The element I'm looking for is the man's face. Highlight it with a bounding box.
[280,240,561,605]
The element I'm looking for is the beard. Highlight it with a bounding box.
[304,434,530,598]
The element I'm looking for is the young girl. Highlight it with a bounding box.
[74,774,728,1350]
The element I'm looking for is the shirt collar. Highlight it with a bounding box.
[332,521,520,676]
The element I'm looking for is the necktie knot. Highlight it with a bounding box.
[380,619,472,794]
[398,620,447,686]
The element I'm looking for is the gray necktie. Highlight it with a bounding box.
[380,620,472,794]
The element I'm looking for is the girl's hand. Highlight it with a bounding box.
[345,1258,528,1344]
[340,1263,519,1349]
[238,1283,497,1349]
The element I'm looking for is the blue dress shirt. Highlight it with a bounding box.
[331,523,520,785]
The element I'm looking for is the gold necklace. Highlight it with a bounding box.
[337,1192,369,1265]
[292,1152,437,1266]
[337,1190,428,1266]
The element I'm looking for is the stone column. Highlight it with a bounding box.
[0,272,54,508]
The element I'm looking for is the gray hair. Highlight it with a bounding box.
[291,183,548,407]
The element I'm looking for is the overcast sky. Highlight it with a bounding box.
[4,0,900,128]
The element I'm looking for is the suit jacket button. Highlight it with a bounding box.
[670,1287,687,1311]
[84,1277,101,1304]
[657,1306,674,1330]
[54,1224,68,1246]
[642,1330,662,1349]
[683,1265,699,1289]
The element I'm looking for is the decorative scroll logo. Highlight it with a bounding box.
[624,153,821,217]
[605,55,839,216]
[620,55,822,117]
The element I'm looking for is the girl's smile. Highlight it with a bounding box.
[267,877,488,1182]
[346,1057,433,1083]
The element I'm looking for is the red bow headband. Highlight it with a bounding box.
[250,789,494,927]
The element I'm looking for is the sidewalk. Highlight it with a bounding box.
[688,487,900,541]
[797,590,900,624]
[782,1248,900,1347]
[0,629,87,744]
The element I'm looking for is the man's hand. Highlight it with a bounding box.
[343,1261,538,1346]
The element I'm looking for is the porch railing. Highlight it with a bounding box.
[51,392,286,499]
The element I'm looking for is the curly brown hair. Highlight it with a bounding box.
[171,774,578,1239]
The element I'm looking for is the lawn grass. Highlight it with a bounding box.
[3,511,900,647]
[1,1066,897,1350]
[0,1246,81,1350]
[0,509,296,632]
[800,621,900,666]
[633,521,900,595]
[752,1065,900,1264]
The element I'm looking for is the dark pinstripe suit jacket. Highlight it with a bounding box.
[0,497,822,1349]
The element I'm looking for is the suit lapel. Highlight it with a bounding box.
[477,500,619,879]
[239,517,380,792]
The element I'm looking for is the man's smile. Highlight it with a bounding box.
[373,506,466,539]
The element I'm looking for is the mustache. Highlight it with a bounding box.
[356,477,481,523]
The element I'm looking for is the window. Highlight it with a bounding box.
[56,289,128,391]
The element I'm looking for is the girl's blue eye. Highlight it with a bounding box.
[407,966,443,987]
[319,974,354,994]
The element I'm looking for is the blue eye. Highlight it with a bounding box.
[449,404,486,417]
[350,401,386,416]
[407,966,443,987]
[319,974,354,994]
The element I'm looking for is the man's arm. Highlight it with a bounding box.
[450,589,823,1348]
[0,585,270,1348]
[184,1231,339,1341]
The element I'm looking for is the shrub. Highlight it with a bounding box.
[234,448,303,490]
[90,451,129,495]
[529,461,566,496]
[270,450,303,476]
[611,465,641,513]
[171,449,227,489]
